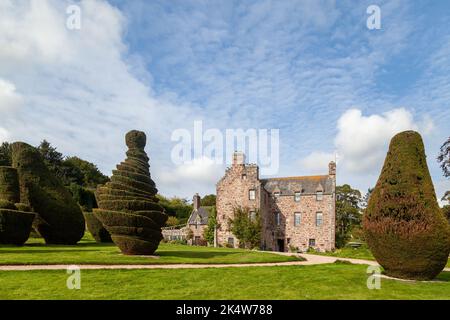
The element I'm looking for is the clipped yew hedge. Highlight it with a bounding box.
[0,166,35,245]
[94,130,167,255]
[83,212,112,243]
[11,142,85,244]
[363,131,450,280]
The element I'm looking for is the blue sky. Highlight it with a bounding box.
[0,0,449,203]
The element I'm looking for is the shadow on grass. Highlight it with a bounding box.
[436,271,450,282]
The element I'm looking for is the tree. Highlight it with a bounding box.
[201,194,216,206]
[203,206,217,245]
[228,207,261,249]
[156,195,192,224]
[335,184,362,248]
[363,130,450,280]
[437,136,450,177]
[165,216,180,227]
[64,156,109,187]
[0,142,11,166]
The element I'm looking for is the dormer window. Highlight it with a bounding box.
[294,192,301,202]
[242,174,247,180]
[316,191,323,201]
[249,189,256,200]
[274,192,280,198]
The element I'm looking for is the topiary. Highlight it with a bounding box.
[83,211,112,243]
[93,130,167,255]
[363,131,450,280]
[0,166,35,245]
[10,142,85,244]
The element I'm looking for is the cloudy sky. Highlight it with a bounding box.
[0,0,449,203]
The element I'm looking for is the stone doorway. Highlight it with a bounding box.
[277,239,285,252]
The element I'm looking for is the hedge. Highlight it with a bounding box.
[363,131,450,280]
[94,130,167,255]
[0,166,20,203]
[11,142,85,245]
[83,212,112,243]
[0,209,35,245]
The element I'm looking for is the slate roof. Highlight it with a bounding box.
[188,207,210,225]
[262,175,333,195]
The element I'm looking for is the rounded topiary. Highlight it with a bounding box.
[0,209,35,245]
[83,212,112,243]
[94,130,167,255]
[363,130,450,280]
[11,142,85,245]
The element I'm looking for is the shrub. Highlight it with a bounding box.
[0,209,35,245]
[0,166,20,203]
[363,131,450,280]
[94,130,167,255]
[11,142,85,244]
[83,212,112,243]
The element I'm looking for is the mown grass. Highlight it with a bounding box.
[1,263,450,300]
[0,235,300,265]
[310,244,450,268]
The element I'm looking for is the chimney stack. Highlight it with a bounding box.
[193,193,201,210]
[232,151,245,166]
[329,161,336,176]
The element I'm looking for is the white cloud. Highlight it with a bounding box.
[0,127,9,143]
[335,108,432,174]
[299,151,335,174]
[159,157,223,185]
[0,79,23,112]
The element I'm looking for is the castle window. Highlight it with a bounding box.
[316,191,323,201]
[249,189,256,200]
[242,174,247,180]
[294,212,301,226]
[316,212,323,227]
[274,192,280,198]
[309,239,316,247]
[249,210,256,221]
[275,212,281,226]
[228,237,234,247]
[294,192,301,202]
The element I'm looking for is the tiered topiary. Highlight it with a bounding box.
[0,166,35,245]
[11,142,85,244]
[83,212,112,243]
[363,131,450,280]
[94,130,167,255]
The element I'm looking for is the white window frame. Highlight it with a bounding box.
[316,212,323,227]
[249,189,256,200]
[294,212,301,226]
[316,191,323,201]
[294,192,301,202]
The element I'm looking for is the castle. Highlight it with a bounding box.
[216,152,336,252]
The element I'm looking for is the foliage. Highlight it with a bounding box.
[64,156,109,188]
[203,206,217,245]
[363,130,450,280]
[437,136,450,177]
[0,142,11,166]
[201,194,216,207]
[156,194,192,224]
[94,130,167,255]
[335,184,362,248]
[11,141,85,244]
[228,207,261,249]
[83,212,112,243]
[68,183,97,212]
[165,216,180,227]
[443,205,450,224]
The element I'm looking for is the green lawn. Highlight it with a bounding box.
[0,236,300,265]
[1,263,450,299]
[311,244,450,268]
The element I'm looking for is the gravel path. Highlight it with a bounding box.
[0,253,448,272]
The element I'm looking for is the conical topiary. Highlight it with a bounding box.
[11,142,85,244]
[93,130,167,255]
[363,130,450,280]
[0,166,35,245]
